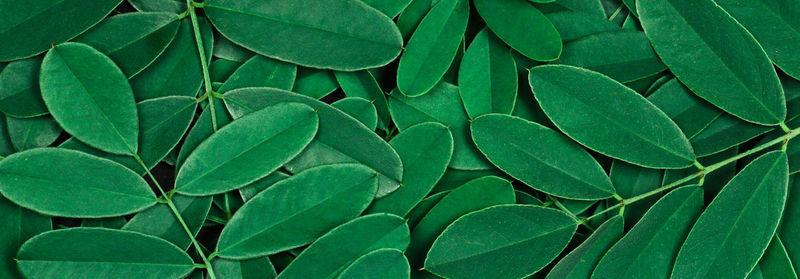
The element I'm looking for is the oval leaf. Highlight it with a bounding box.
[17,228,194,279]
[204,0,403,71]
[334,70,391,129]
[122,195,212,250]
[529,65,696,168]
[6,115,62,151]
[339,248,410,279]
[331,97,379,131]
[175,102,318,196]
[472,114,615,200]
[424,205,577,279]
[458,28,518,118]
[0,197,50,279]
[547,215,624,279]
[558,30,665,83]
[0,56,48,117]
[218,54,296,93]
[216,164,378,259]
[40,42,139,155]
[0,148,156,217]
[474,0,561,61]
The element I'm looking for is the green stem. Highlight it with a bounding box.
[133,155,217,279]
[608,5,624,21]
[550,197,594,232]
[582,127,800,223]
[186,0,218,132]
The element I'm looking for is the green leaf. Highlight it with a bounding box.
[544,11,620,42]
[558,30,665,83]
[80,217,126,229]
[74,12,180,77]
[458,28,518,118]
[209,59,241,83]
[672,151,789,278]
[204,0,403,71]
[367,122,454,216]
[123,195,212,250]
[471,113,615,200]
[0,56,48,118]
[389,82,492,169]
[515,190,544,205]
[534,0,606,18]
[59,96,197,174]
[175,102,318,196]
[591,185,703,279]
[17,228,194,279]
[218,55,296,93]
[689,114,772,157]
[609,160,663,227]
[637,0,786,125]
[424,205,577,279]
[406,191,449,229]
[546,215,623,279]
[292,68,339,99]
[747,237,798,279]
[781,175,800,271]
[0,115,15,157]
[339,248,410,279]
[406,176,515,268]
[529,65,696,168]
[6,115,62,151]
[277,214,409,278]
[238,171,290,202]
[646,78,723,139]
[128,0,185,13]
[176,97,232,169]
[0,148,156,218]
[0,197,50,279]
[216,164,378,259]
[0,0,122,61]
[40,42,139,156]
[714,0,800,81]
[129,18,214,101]
[331,97,379,131]
[361,0,413,18]
[213,33,254,62]
[396,0,469,96]
[334,70,391,129]
[223,87,403,197]
[432,168,507,194]
[396,0,435,39]
[474,0,561,61]
[211,257,276,279]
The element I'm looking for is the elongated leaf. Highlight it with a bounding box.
[218,55,296,93]
[277,214,409,278]
[0,197,50,279]
[216,164,378,259]
[637,0,786,125]
[40,42,139,155]
[474,0,561,61]
[339,248,410,279]
[6,115,62,151]
[529,65,696,168]
[781,175,800,271]
[74,12,180,77]
[0,57,48,118]
[544,11,620,42]
[334,70,390,129]
[592,185,703,279]
[367,122,453,216]
[406,176,515,268]
[0,148,156,217]
[361,0,413,18]
[534,0,605,18]
[458,29,517,118]
[17,228,194,279]
[647,78,722,139]
[123,195,212,250]
[223,87,403,197]
[331,97,379,131]
[672,151,789,278]
[396,0,435,39]
[472,114,615,200]
[130,18,214,101]
[0,0,122,61]
[747,237,798,279]
[397,0,468,96]
[204,0,403,70]
[175,102,318,196]
[425,205,577,279]
[547,215,623,279]
[389,82,491,169]
[713,0,800,81]
[211,257,276,279]
[558,30,665,83]
[292,68,339,99]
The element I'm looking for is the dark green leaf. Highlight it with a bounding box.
[0,56,48,118]
[547,215,623,279]
[6,115,62,151]
[218,55,296,93]
[458,29,517,118]
[339,248,410,279]
[123,195,212,250]
[558,30,665,83]
[544,11,620,42]
[238,171,290,202]
[331,97,379,131]
[361,0,413,18]
[0,197,50,279]
[334,70,391,129]
[292,68,339,99]
[211,257,276,279]
[747,237,798,279]
[474,0,561,61]
[80,217,126,229]
[609,160,663,227]
[176,97,232,169]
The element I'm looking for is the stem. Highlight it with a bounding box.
[608,5,624,21]
[582,127,800,223]
[133,155,217,279]
[550,197,594,232]
[186,0,218,132]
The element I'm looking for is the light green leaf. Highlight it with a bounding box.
[547,215,623,279]
[0,56,48,118]
[672,151,789,278]
[175,102,318,196]
[338,248,409,279]
[216,164,378,259]
[277,214,409,279]
[424,205,577,279]
[529,65,696,168]
[0,197,50,279]
[458,28,517,118]
[40,42,139,156]
[17,228,194,279]
[637,0,786,125]
[474,0,561,61]
[0,148,156,218]
[471,113,615,200]
[204,0,403,71]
